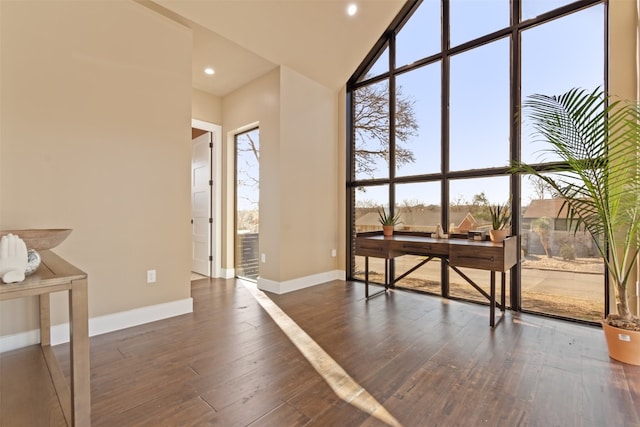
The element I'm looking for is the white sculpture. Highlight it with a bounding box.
[432,223,448,239]
[0,233,28,283]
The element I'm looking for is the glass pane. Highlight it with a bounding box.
[393,182,442,294]
[522,0,575,21]
[450,267,512,306]
[354,184,389,234]
[359,46,389,82]
[354,80,390,180]
[521,5,604,164]
[396,1,440,68]
[450,38,510,171]
[235,128,260,280]
[353,185,389,284]
[395,63,441,177]
[395,181,441,233]
[449,176,510,303]
[450,0,509,47]
[520,174,604,322]
[449,176,510,234]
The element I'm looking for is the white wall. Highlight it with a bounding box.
[222,67,342,292]
[0,1,193,346]
[609,0,640,315]
[277,66,339,282]
[192,88,223,125]
[222,69,281,278]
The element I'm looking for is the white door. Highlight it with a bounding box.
[191,132,212,275]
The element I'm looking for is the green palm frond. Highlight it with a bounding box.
[511,87,640,318]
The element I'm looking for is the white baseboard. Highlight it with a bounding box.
[0,297,193,353]
[85,297,193,341]
[257,270,345,294]
[220,268,235,279]
[0,330,41,353]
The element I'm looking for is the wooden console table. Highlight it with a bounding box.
[0,251,90,426]
[355,232,517,327]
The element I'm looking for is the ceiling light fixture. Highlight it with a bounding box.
[204,68,215,75]
[347,3,357,16]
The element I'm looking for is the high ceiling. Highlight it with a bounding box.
[146,0,406,96]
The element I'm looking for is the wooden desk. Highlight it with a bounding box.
[355,232,517,327]
[0,251,90,426]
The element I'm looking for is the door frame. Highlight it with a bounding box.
[192,119,222,278]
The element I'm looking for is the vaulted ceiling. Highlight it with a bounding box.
[146,0,406,96]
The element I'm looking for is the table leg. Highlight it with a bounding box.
[501,272,506,312]
[39,294,51,346]
[365,257,369,299]
[490,272,496,327]
[69,278,91,427]
[384,259,388,290]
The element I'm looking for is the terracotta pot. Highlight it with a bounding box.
[489,229,509,243]
[602,322,640,365]
[382,225,394,237]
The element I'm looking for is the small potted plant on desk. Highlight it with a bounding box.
[511,87,640,365]
[488,202,511,243]
[378,209,402,237]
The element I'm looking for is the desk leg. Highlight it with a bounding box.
[490,272,495,327]
[365,257,369,299]
[501,272,506,313]
[69,278,91,427]
[365,257,390,300]
[384,259,388,290]
[39,294,51,346]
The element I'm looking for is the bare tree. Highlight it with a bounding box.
[355,198,383,208]
[450,194,468,207]
[353,81,419,177]
[236,131,260,211]
[528,175,556,200]
[472,192,489,207]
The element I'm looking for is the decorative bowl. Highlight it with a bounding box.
[0,229,72,251]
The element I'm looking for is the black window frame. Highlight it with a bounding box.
[346,0,608,323]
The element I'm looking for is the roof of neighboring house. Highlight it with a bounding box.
[523,199,569,219]
[456,212,478,232]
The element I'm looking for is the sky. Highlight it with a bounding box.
[236,129,260,211]
[355,0,604,208]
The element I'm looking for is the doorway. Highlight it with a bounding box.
[191,119,222,278]
[234,127,260,280]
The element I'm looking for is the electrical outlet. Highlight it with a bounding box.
[261,253,266,263]
[147,269,156,283]
[331,249,337,257]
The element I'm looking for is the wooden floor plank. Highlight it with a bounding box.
[2,278,639,426]
[0,346,68,427]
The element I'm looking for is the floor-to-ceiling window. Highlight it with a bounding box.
[235,127,260,281]
[347,0,606,323]
[519,5,605,321]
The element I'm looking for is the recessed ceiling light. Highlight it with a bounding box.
[204,68,215,75]
[347,3,357,16]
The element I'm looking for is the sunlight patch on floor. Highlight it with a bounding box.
[241,281,403,427]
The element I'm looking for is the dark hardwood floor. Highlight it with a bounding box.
[2,278,639,426]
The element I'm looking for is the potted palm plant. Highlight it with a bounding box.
[511,87,640,365]
[488,202,511,242]
[378,208,402,237]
